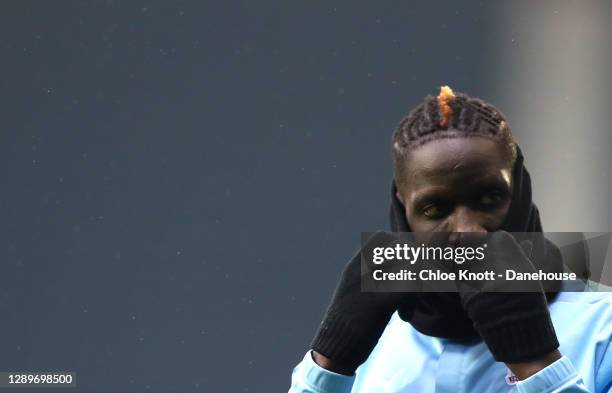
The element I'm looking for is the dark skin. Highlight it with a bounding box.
[397,137,513,233]
[314,136,561,379]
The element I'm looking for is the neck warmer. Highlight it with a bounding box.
[390,146,564,339]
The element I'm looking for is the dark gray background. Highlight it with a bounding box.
[1,1,610,392]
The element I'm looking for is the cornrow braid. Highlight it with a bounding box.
[392,86,517,188]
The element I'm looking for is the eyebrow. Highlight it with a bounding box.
[409,174,511,208]
[410,187,450,209]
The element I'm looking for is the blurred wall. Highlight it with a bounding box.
[491,0,612,231]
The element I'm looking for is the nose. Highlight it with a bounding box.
[448,206,487,235]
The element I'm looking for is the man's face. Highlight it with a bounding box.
[396,137,514,233]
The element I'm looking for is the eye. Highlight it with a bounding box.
[479,190,505,207]
[422,203,451,219]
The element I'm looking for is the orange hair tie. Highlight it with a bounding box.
[437,85,455,128]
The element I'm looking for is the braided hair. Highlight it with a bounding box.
[392,86,517,190]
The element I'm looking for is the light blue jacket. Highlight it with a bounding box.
[289,290,612,393]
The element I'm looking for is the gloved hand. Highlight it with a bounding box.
[311,231,418,374]
[457,231,559,363]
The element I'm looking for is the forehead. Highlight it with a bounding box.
[401,137,513,196]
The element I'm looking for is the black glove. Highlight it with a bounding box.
[311,232,417,374]
[457,231,559,363]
